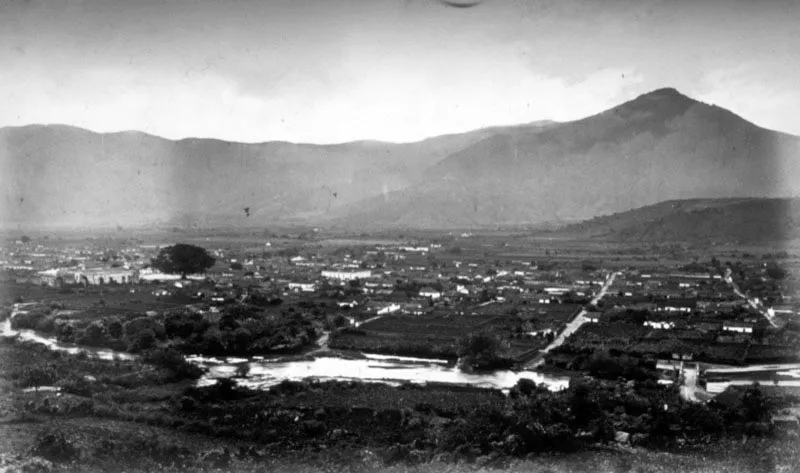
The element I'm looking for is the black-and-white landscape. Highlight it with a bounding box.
[2,1,800,472]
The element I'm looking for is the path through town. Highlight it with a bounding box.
[724,270,780,328]
[525,271,619,369]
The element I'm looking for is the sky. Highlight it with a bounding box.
[1,0,799,144]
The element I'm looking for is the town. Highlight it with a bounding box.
[1,228,799,471]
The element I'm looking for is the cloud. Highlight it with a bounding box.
[695,64,800,136]
[0,43,643,144]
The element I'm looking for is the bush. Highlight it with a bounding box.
[10,310,53,332]
[107,320,123,339]
[78,321,107,346]
[143,347,204,380]
[128,329,156,352]
[456,332,511,370]
[123,317,166,340]
[59,374,95,397]
[164,311,206,339]
[17,364,58,388]
[31,428,80,463]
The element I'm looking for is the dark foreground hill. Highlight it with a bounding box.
[556,198,800,244]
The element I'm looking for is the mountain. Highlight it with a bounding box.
[335,88,800,229]
[555,197,800,244]
[2,88,799,230]
[0,124,531,229]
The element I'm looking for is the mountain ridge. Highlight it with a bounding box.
[2,87,799,230]
[332,88,800,229]
[554,197,800,244]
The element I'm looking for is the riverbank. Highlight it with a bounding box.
[3,335,799,473]
[3,311,571,391]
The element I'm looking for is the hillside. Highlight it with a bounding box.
[336,88,800,229]
[2,88,799,230]
[556,198,800,244]
[0,125,510,229]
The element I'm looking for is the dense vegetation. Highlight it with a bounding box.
[7,332,790,469]
[329,328,459,360]
[10,303,319,357]
[150,243,216,278]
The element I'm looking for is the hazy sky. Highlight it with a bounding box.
[1,0,799,143]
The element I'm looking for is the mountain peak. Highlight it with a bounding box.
[600,86,698,124]
[640,87,685,98]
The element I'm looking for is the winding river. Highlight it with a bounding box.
[1,305,569,392]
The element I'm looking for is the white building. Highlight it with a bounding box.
[722,321,753,333]
[288,282,316,292]
[419,287,442,300]
[644,320,675,330]
[377,303,401,315]
[321,270,371,281]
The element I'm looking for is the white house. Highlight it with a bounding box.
[722,321,753,333]
[544,287,571,296]
[288,282,316,292]
[377,303,401,315]
[644,320,675,330]
[419,287,442,300]
[321,270,372,281]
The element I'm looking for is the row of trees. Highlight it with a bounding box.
[163,305,318,356]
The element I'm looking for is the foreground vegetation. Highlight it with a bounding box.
[2,335,799,472]
[10,302,320,356]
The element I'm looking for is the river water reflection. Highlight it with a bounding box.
[3,308,569,392]
[189,354,570,391]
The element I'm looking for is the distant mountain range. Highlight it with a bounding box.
[1,88,799,230]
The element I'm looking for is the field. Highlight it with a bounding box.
[331,312,550,360]
[2,281,192,314]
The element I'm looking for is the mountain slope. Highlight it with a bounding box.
[2,88,799,230]
[1,123,537,229]
[336,88,800,229]
[555,197,800,244]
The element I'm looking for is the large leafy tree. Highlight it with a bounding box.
[151,243,215,278]
[457,331,505,370]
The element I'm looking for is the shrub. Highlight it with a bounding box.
[78,321,107,346]
[456,332,511,370]
[164,311,206,339]
[59,374,95,397]
[143,347,204,380]
[17,364,58,388]
[107,320,123,339]
[31,428,80,463]
[128,329,156,352]
[123,317,166,340]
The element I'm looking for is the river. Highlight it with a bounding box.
[1,306,569,392]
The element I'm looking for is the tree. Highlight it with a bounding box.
[741,382,772,422]
[457,332,505,370]
[765,264,787,280]
[151,244,215,278]
[80,321,106,346]
[107,320,123,339]
[20,235,31,243]
[128,329,156,352]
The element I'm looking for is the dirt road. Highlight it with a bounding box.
[525,271,619,368]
